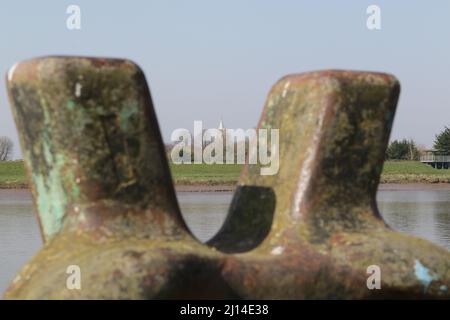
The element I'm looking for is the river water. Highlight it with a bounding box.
[0,186,449,294]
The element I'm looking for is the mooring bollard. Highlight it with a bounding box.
[4,57,450,299]
[4,57,236,299]
[210,71,450,298]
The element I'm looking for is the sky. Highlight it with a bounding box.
[0,0,449,159]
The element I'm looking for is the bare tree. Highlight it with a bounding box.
[0,136,13,161]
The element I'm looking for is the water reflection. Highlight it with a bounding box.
[0,190,41,296]
[177,192,231,242]
[377,189,450,251]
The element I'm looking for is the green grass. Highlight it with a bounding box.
[1,160,450,188]
[170,163,242,185]
[381,160,450,183]
[0,161,28,188]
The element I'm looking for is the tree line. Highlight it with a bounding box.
[386,127,450,160]
[2,126,450,162]
[0,136,13,161]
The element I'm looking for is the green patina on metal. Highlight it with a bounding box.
[4,57,450,299]
[67,100,75,110]
[118,102,139,131]
[32,150,68,238]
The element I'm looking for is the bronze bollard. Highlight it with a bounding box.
[4,57,450,299]
[210,71,450,298]
[5,57,235,299]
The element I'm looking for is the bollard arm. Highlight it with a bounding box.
[210,71,450,299]
[4,57,235,299]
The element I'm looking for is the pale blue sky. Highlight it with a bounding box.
[0,1,449,158]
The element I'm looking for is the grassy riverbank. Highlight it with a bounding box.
[170,163,241,185]
[380,161,450,183]
[0,161,242,188]
[1,160,450,189]
[0,161,28,188]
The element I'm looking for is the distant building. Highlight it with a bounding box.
[420,150,450,169]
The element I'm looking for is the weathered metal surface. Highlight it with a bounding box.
[210,71,450,298]
[4,57,236,299]
[4,57,450,299]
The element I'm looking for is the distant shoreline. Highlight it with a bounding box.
[2,160,450,191]
[180,182,450,192]
[2,182,450,193]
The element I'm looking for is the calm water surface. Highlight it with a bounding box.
[0,187,449,293]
